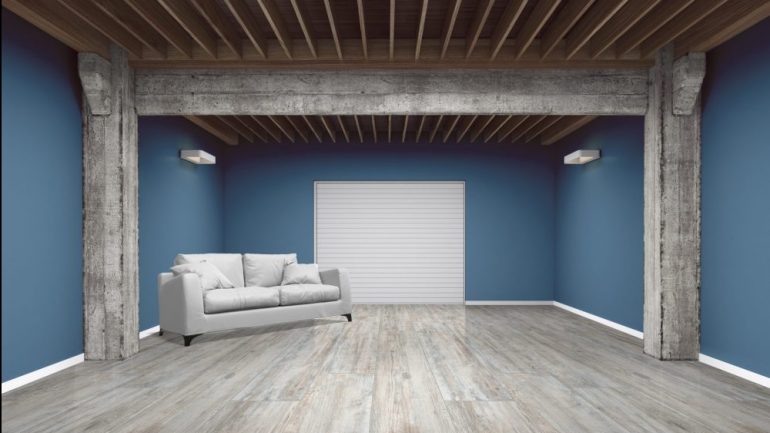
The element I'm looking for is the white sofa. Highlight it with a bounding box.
[158,253,352,346]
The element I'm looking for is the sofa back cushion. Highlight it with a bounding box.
[243,253,297,287]
[174,253,245,287]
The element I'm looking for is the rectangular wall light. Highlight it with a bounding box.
[180,149,216,165]
[564,149,600,165]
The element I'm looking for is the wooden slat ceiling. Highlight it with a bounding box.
[185,114,597,146]
[4,0,769,69]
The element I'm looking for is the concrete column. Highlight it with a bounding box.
[80,45,139,360]
[643,45,702,360]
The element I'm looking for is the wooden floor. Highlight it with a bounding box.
[3,305,769,433]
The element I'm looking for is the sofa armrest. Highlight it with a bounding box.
[158,273,206,335]
[320,268,352,312]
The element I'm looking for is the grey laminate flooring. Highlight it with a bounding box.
[3,305,769,432]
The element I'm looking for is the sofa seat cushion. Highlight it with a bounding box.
[279,284,340,306]
[204,287,280,314]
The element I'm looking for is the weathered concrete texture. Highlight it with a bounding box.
[78,53,112,116]
[82,45,139,360]
[643,45,701,360]
[672,52,706,115]
[134,69,649,116]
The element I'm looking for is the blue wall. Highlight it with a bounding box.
[700,20,770,377]
[1,10,84,381]
[553,117,644,331]
[223,144,555,301]
[138,117,226,330]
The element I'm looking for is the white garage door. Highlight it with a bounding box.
[315,181,465,303]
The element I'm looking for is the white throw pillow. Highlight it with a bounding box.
[281,263,322,285]
[243,253,297,287]
[171,261,235,291]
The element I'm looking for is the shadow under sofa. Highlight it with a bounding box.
[158,253,352,346]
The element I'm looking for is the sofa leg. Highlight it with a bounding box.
[344,313,352,322]
[183,334,201,346]
[158,329,164,336]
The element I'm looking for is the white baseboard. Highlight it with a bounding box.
[553,301,644,339]
[1,354,84,394]
[139,325,160,339]
[699,354,770,388]
[465,300,553,306]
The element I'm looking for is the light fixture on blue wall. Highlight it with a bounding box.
[180,149,216,165]
[564,149,600,165]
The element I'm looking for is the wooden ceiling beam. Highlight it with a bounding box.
[510,115,546,142]
[191,0,242,58]
[319,116,337,142]
[387,115,393,143]
[456,115,478,142]
[269,116,296,142]
[415,0,429,60]
[389,0,396,60]
[588,0,660,58]
[322,0,343,59]
[290,0,318,58]
[218,116,254,142]
[185,116,238,145]
[514,0,561,59]
[356,0,368,59]
[3,0,111,58]
[540,115,596,145]
[466,0,495,58]
[441,0,463,59]
[490,0,528,60]
[285,116,309,143]
[674,0,770,57]
[639,0,728,59]
[255,0,293,59]
[92,0,167,57]
[353,115,365,142]
[157,0,218,59]
[303,116,323,142]
[429,115,444,143]
[614,0,693,56]
[484,115,514,142]
[252,116,284,142]
[402,115,410,143]
[525,116,563,142]
[541,0,596,59]
[233,116,268,143]
[470,115,496,142]
[415,116,428,142]
[337,116,350,143]
[496,115,529,141]
[125,0,193,58]
[223,0,268,58]
[565,0,627,60]
[442,115,461,143]
[371,116,378,142]
[58,0,145,58]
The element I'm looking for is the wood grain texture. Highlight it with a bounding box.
[3,305,769,432]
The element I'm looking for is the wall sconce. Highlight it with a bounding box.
[180,150,216,165]
[564,149,600,165]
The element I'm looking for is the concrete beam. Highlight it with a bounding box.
[672,52,706,115]
[78,53,112,115]
[134,68,649,116]
[643,44,701,360]
[81,45,139,360]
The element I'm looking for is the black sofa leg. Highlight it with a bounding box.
[183,334,201,346]
[158,329,164,336]
[344,313,352,322]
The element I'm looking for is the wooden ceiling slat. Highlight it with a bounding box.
[126,0,193,58]
[58,0,145,58]
[470,115,496,142]
[233,116,268,143]
[484,115,514,142]
[402,115,411,143]
[674,0,770,56]
[354,115,365,142]
[440,0,463,59]
[285,116,309,143]
[389,0,396,60]
[456,115,478,142]
[525,116,563,142]
[252,116,284,142]
[415,0,429,60]
[510,115,546,142]
[588,0,660,58]
[255,0,294,59]
[336,116,350,143]
[490,0,528,60]
[223,0,268,58]
[318,116,337,142]
[356,0,368,59]
[322,0,343,59]
[541,115,596,145]
[540,0,596,59]
[4,0,111,58]
[185,116,238,145]
[415,116,428,142]
[269,116,297,142]
[564,0,627,60]
[371,115,379,142]
[442,115,461,143]
[92,0,167,57]
[218,116,254,142]
[614,0,694,56]
[466,0,495,58]
[514,0,561,59]
[639,0,728,58]
[290,0,318,58]
[191,0,242,58]
[429,115,444,143]
[157,0,218,59]
[388,115,393,143]
[303,116,324,142]
[496,115,529,141]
